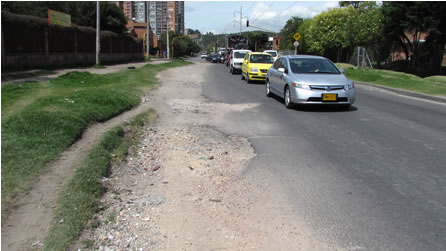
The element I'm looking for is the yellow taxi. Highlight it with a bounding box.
[241,52,274,83]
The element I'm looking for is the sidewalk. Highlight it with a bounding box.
[1,58,172,86]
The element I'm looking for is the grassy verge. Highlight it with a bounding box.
[1,60,191,210]
[340,67,446,97]
[43,110,156,250]
[1,69,56,82]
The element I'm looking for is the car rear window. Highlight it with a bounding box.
[250,54,274,64]
[266,51,277,57]
[234,52,247,58]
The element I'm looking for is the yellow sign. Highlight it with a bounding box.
[48,9,71,27]
[293,32,301,41]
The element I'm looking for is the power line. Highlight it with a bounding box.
[250,1,298,32]
[244,1,256,15]
[249,1,276,25]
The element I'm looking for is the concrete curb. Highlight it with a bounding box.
[354,81,446,104]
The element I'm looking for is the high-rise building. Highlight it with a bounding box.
[116,1,185,37]
[148,1,184,36]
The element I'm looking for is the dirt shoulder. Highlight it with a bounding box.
[1,60,171,251]
[73,61,338,250]
[1,59,169,86]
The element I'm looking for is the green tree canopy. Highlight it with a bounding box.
[305,7,354,55]
[245,31,269,51]
[1,1,127,33]
[381,1,446,74]
[280,16,304,50]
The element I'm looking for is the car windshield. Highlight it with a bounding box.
[250,54,274,64]
[234,52,247,58]
[289,58,340,74]
[266,51,277,57]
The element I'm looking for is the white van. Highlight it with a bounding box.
[264,50,278,62]
[229,49,251,74]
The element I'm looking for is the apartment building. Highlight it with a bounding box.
[116,1,184,37]
[148,1,184,36]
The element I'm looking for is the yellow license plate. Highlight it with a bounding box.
[322,94,337,101]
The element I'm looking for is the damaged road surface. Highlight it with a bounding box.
[76,58,446,250]
[74,60,333,250]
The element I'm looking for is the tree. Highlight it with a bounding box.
[305,7,354,57]
[297,18,313,54]
[381,2,446,74]
[245,31,269,51]
[280,17,304,50]
[345,2,383,47]
[160,31,200,58]
[339,1,363,9]
[1,1,127,33]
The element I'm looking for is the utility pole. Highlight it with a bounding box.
[234,5,242,36]
[96,1,100,65]
[167,30,170,59]
[240,5,242,36]
[146,2,150,60]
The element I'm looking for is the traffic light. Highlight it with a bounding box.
[246,20,249,27]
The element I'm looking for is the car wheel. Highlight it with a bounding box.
[230,66,234,75]
[246,74,251,83]
[241,71,245,80]
[266,79,273,97]
[284,86,294,109]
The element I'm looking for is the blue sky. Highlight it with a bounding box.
[185,1,339,34]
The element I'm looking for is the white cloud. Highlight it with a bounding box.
[242,2,339,33]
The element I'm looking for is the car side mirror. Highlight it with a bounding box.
[278,68,285,73]
[339,68,345,73]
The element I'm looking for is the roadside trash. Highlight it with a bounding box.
[188,166,194,170]
[151,165,161,172]
[31,241,43,247]
[199,157,207,160]
[64,97,75,103]
[128,66,136,69]
[208,155,214,160]
[209,198,222,202]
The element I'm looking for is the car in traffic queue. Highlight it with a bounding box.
[229,49,251,74]
[266,55,355,109]
[241,52,274,83]
[210,54,220,63]
[264,50,279,62]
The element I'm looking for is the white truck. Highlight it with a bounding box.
[229,49,251,74]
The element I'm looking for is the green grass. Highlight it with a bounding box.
[344,68,446,96]
[1,69,56,82]
[1,60,191,210]
[335,63,356,69]
[44,109,156,250]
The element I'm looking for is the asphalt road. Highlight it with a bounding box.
[196,58,446,250]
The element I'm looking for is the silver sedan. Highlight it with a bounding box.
[266,55,356,109]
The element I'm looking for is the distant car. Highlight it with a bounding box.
[266,55,356,109]
[241,52,274,83]
[201,53,207,59]
[209,54,220,63]
[264,50,278,62]
[229,49,251,74]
